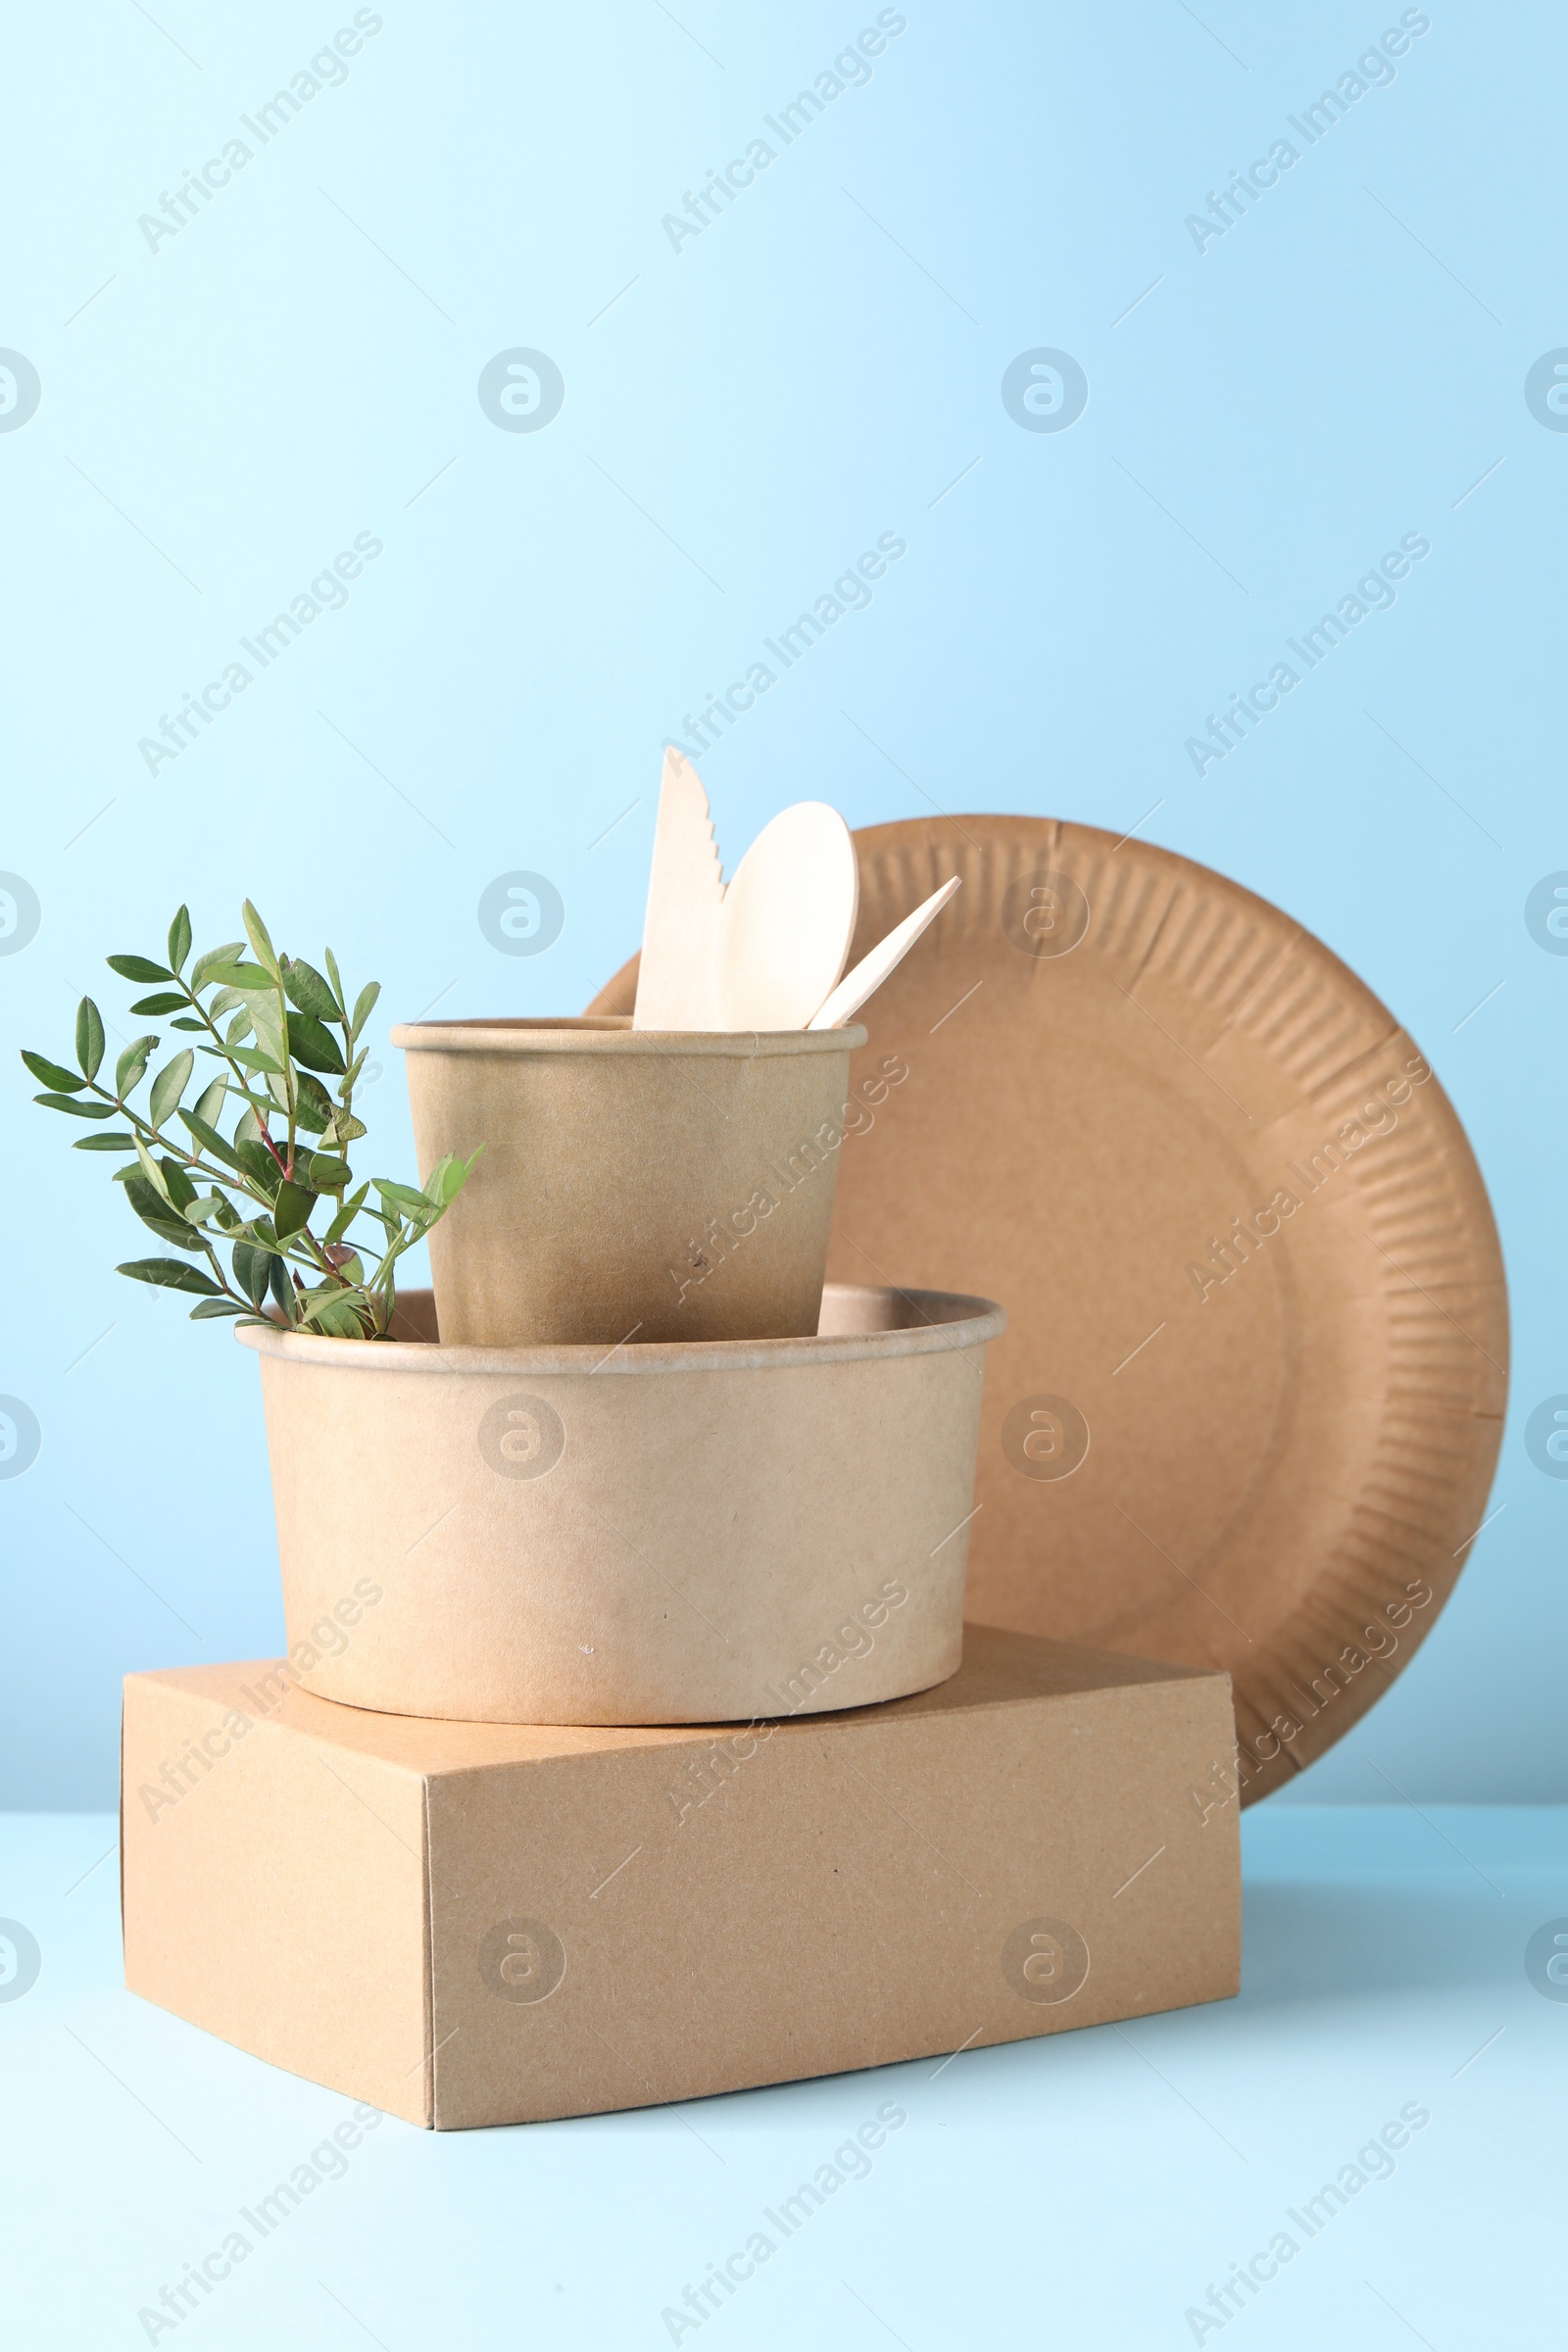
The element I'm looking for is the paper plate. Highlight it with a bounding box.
[587,815,1507,1798]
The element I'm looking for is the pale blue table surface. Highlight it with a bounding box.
[2,1805,1563,2350]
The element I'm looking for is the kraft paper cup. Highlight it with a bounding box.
[235,1282,1004,1727]
[391,1017,868,1348]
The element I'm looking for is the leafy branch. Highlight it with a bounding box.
[23,901,478,1338]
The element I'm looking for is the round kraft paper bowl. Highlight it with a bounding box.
[588,817,1508,1799]
[390,1016,866,1348]
[235,1283,1004,1727]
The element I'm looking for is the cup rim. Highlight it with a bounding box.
[389,1016,867,1055]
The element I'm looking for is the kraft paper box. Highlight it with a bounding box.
[121,1627,1241,2131]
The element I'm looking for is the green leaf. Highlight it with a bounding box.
[115,1035,159,1100]
[222,1007,253,1045]
[170,1017,205,1032]
[144,1218,209,1255]
[204,961,274,993]
[293,1072,334,1134]
[304,1152,352,1192]
[189,1298,248,1320]
[181,1194,228,1227]
[374,1178,431,1218]
[118,1257,223,1295]
[34,1091,116,1119]
[332,1111,368,1146]
[245,996,288,1075]
[74,1132,137,1152]
[75,998,105,1082]
[22,1050,86,1091]
[272,1178,317,1241]
[179,1108,239,1170]
[157,1155,197,1212]
[298,1289,368,1338]
[132,1136,171,1200]
[107,953,172,983]
[286,1010,345,1075]
[122,1177,207,1251]
[189,941,245,991]
[204,1078,275,1124]
[225,1044,286,1077]
[241,902,280,977]
[148,1049,195,1132]
[192,1075,227,1129]
[350,980,380,1036]
[235,1138,282,1200]
[222,1214,273,1246]
[281,956,340,1023]
[324,1182,369,1244]
[168,906,192,975]
[129,991,188,1015]
[232,1241,275,1308]
[324,948,348,1017]
[426,1148,481,1207]
[269,1255,294,1316]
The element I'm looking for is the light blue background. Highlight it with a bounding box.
[2,0,1563,1807]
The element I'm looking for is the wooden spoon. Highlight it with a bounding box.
[711,802,858,1031]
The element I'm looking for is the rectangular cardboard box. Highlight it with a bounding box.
[122,1627,1240,2129]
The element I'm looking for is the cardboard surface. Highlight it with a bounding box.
[235,1283,1002,1726]
[392,1016,863,1347]
[589,815,1509,1799]
[122,1627,1241,2130]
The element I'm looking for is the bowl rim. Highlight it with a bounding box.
[234,1281,1005,1376]
[389,1016,868,1057]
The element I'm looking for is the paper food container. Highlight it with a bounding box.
[234,1283,1004,1727]
[391,1016,866,1348]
